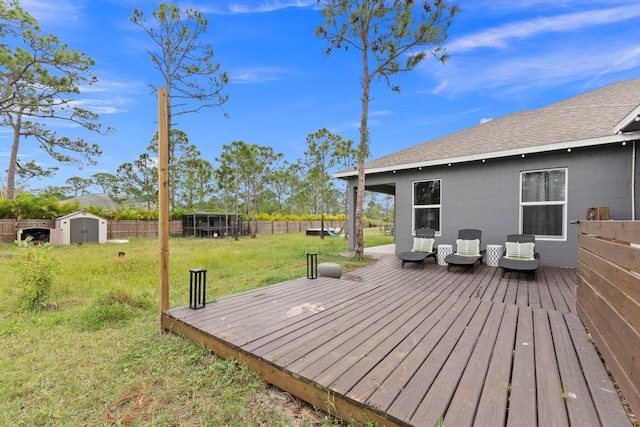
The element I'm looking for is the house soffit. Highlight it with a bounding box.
[615,105,640,133]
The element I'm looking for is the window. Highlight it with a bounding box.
[520,168,566,240]
[413,179,441,234]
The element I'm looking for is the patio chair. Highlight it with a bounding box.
[445,229,485,273]
[398,227,437,269]
[498,234,541,280]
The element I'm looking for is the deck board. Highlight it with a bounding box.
[162,256,633,426]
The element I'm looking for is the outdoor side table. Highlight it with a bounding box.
[437,244,453,266]
[485,244,503,267]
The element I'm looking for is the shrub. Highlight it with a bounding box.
[9,241,61,311]
[79,288,153,330]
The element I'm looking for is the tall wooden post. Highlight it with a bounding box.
[158,87,170,326]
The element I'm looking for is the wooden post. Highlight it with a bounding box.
[158,87,170,325]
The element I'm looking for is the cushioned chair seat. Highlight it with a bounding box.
[498,234,541,281]
[498,256,540,280]
[398,227,436,269]
[445,229,484,273]
[399,251,435,268]
[445,253,484,273]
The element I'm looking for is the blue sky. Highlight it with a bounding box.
[4,0,640,191]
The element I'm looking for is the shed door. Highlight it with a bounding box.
[70,218,99,244]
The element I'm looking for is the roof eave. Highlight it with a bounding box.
[333,134,639,179]
[614,106,640,133]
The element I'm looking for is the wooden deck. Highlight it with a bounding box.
[161,255,633,426]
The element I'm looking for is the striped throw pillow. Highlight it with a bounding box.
[412,238,435,253]
[456,239,480,256]
[505,242,535,260]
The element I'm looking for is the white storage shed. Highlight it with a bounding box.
[55,211,107,245]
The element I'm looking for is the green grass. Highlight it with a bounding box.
[0,229,392,426]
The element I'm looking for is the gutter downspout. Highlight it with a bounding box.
[633,141,637,221]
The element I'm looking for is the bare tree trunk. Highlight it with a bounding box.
[6,111,23,200]
[355,32,370,260]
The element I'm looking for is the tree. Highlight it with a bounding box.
[214,162,235,237]
[217,141,246,240]
[217,141,283,238]
[316,0,458,258]
[91,172,119,195]
[117,153,158,209]
[303,128,348,239]
[0,0,110,199]
[0,1,38,112]
[178,158,214,210]
[269,161,301,215]
[131,2,228,208]
[147,129,200,210]
[331,136,356,239]
[34,185,70,200]
[65,177,92,197]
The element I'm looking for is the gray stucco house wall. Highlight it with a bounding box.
[338,79,640,267]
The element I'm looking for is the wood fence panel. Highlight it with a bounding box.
[1,218,353,243]
[0,219,16,243]
[579,220,640,243]
[578,233,640,272]
[107,220,182,239]
[577,220,640,418]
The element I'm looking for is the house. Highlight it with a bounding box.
[336,79,640,267]
[62,194,121,211]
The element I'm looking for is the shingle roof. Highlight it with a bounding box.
[62,194,120,210]
[337,79,640,177]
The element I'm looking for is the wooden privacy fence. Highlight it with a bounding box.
[576,220,640,418]
[0,219,355,243]
[251,220,345,235]
[107,220,182,240]
[0,219,183,243]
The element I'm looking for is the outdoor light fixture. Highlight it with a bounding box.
[567,148,572,152]
[521,154,526,158]
[622,141,627,146]
[482,159,486,163]
[189,268,207,309]
[307,253,318,279]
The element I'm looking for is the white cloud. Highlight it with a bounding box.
[230,67,288,84]
[370,110,392,117]
[432,42,640,97]
[19,0,83,26]
[197,0,317,15]
[229,1,316,14]
[448,5,640,53]
[69,99,128,115]
[480,118,493,124]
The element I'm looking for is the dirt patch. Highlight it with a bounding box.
[255,385,339,426]
[103,379,158,426]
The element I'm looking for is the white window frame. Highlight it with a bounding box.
[519,167,567,241]
[412,179,442,236]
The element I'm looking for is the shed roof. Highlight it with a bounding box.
[56,210,106,221]
[336,79,640,178]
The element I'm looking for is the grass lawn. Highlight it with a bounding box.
[0,228,393,426]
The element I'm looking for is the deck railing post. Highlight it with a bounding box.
[307,253,317,279]
[189,268,207,309]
